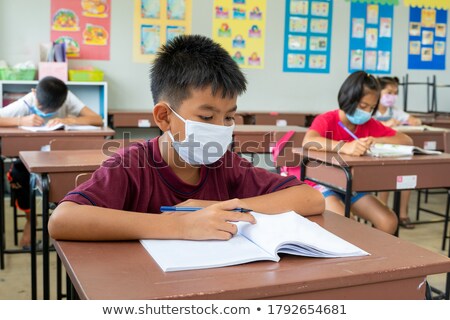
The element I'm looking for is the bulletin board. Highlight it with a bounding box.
[133,0,192,63]
[50,0,111,60]
[348,2,394,74]
[212,0,267,69]
[283,0,333,73]
[407,7,447,70]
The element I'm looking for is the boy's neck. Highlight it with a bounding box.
[158,133,201,185]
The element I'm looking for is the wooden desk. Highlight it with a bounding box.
[0,128,115,270]
[108,110,154,128]
[237,111,317,127]
[54,210,450,300]
[395,128,450,152]
[19,149,111,300]
[233,125,307,153]
[290,149,450,219]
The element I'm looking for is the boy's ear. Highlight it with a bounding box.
[153,103,171,132]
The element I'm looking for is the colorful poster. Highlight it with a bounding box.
[348,2,393,74]
[133,0,192,63]
[283,0,333,73]
[50,0,111,60]
[408,7,447,70]
[213,0,266,69]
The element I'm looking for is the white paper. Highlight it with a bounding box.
[396,175,417,189]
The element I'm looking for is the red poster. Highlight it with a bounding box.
[50,0,111,60]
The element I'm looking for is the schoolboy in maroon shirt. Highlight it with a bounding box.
[49,35,324,242]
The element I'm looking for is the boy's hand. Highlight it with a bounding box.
[21,114,44,127]
[178,198,256,240]
[46,118,67,127]
[340,138,373,156]
[382,118,401,127]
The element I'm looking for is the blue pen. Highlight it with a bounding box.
[160,206,252,213]
[338,121,359,140]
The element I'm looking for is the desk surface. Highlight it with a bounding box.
[234,124,307,133]
[19,149,110,173]
[108,110,152,115]
[54,211,450,300]
[0,127,115,137]
[0,127,115,157]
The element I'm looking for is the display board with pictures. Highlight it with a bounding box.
[212,0,266,69]
[348,2,393,74]
[133,0,192,63]
[283,0,333,73]
[50,0,111,60]
[408,7,447,70]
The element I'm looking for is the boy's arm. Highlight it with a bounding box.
[48,199,256,241]
[0,115,46,127]
[373,131,413,145]
[176,185,325,217]
[47,106,103,126]
[239,185,324,216]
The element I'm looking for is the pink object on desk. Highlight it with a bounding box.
[269,112,279,116]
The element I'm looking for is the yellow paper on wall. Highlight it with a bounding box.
[133,0,192,63]
[404,0,450,10]
[212,0,267,69]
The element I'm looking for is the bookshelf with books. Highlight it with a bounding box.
[0,80,108,125]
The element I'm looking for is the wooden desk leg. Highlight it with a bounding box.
[0,156,5,270]
[393,191,401,237]
[41,174,50,300]
[66,273,72,300]
[57,255,63,300]
[30,174,37,300]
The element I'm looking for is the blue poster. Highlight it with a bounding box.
[283,0,333,73]
[408,7,447,70]
[348,2,393,74]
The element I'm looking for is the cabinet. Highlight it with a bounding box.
[0,81,108,125]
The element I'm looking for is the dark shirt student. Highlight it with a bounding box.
[49,35,324,242]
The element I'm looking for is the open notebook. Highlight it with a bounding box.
[20,124,101,132]
[140,211,369,272]
[368,143,442,157]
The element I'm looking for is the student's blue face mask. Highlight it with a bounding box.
[25,101,58,119]
[346,108,372,125]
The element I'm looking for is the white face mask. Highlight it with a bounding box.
[167,106,235,165]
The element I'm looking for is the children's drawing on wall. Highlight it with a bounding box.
[141,0,160,19]
[377,51,390,71]
[287,53,306,68]
[167,0,186,20]
[366,4,378,24]
[141,25,160,54]
[167,25,185,42]
[288,35,307,50]
[352,18,365,38]
[309,54,326,69]
[290,16,308,32]
[248,52,261,66]
[364,50,376,70]
[82,0,109,18]
[52,9,80,31]
[365,28,378,48]
[421,9,436,28]
[213,0,267,69]
[409,22,421,36]
[311,1,329,17]
[290,0,308,15]
[409,41,421,55]
[310,18,328,33]
[421,47,433,61]
[232,51,245,64]
[379,18,392,38]
[350,49,363,70]
[434,41,445,55]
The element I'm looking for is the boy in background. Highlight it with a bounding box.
[49,35,324,241]
[0,76,103,248]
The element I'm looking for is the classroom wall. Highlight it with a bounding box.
[1,0,450,113]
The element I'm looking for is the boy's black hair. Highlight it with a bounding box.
[36,76,68,112]
[338,71,380,115]
[378,76,400,90]
[150,34,247,109]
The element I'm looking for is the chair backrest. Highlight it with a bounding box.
[75,172,93,187]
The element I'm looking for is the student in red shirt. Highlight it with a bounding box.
[49,35,324,242]
[302,71,412,234]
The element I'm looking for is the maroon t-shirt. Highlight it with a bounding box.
[61,137,303,213]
